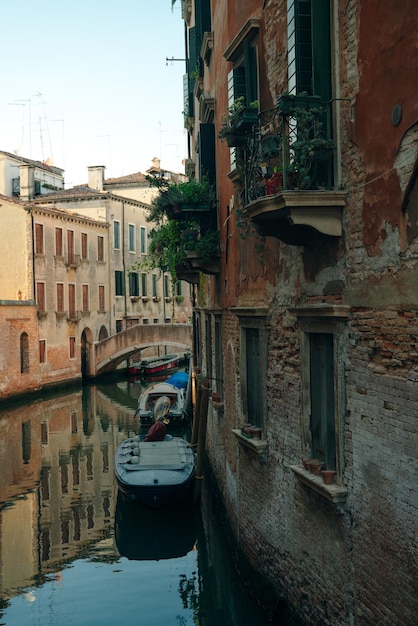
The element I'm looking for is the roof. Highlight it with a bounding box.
[0,150,64,175]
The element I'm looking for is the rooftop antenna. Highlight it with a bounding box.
[34,92,52,161]
[9,99,32,157]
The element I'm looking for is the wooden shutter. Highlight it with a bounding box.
[99,285,105,311]
[68,284,76,318]
[36,282,45,313]
[57,283,64,312]
[35,223,43,254]
[309,333,336,469]
[98,236,104,261]
[81,233,88,259]
[55,228,63,256]
[246,328,262,425]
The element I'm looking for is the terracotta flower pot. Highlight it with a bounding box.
[212,392,221,403]
[250,427,262,440]
[321,470,336,485]
[310,461,324,475]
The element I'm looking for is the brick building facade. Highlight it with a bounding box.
[179,1,418,623]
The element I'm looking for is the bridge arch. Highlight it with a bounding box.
[92,323,193,376]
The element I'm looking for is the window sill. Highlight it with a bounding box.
[289,465,347,508]
[232,429,268,454]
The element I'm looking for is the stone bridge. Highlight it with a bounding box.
[91,323,193,376]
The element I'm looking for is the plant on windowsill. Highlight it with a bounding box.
[152,296,161,302]
[146,174,214,219]
[175,295,184,304]
[218,97,259,147]
[130,296,140,302]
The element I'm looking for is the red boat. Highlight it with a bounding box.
[128,353,180,377]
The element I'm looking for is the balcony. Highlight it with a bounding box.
[65,254,81,269]
[239,95,346,245]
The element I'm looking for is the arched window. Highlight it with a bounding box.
[20,332,29,373]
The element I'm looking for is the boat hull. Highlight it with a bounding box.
[128,354,180,376]
[136,381,189,424]
[114,436,196,508]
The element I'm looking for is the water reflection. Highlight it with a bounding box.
[0,380,274,625]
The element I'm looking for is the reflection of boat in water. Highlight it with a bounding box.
[135,371,191,425]
[128,353,182,377]
[114,435,196,508]
[114,491,198,560]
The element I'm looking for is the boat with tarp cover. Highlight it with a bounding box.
[114,434,196,507]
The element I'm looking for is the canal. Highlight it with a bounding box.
[0,378,291,625]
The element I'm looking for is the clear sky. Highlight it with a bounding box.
[0,0,187,187]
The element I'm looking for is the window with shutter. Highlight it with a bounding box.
[36,282,45,313]
[55,228,63,256]
[20,332,29,373]
[35,223,44,254]
[115,271,124,296]
[81,233,88,259]
[97,236,104,262]
[98,285,105,311]
[56,283,64,312]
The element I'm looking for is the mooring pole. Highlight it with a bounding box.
[193,386,209,504]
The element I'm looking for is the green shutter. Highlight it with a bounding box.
[309,333,336,469]
[311,0,332,101]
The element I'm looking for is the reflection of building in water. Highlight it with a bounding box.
[0,385,135,600]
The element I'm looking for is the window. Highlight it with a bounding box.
[39,339,46,363]
[81,233,88,260]
[41,422,48,445]
[98,285,105,312]
[140,226,147,254]
[287,0,332,100]
[176,281,182,296]
[224,19,260,168]
[235,309,268,428]
[20,332,29,373]
[114,221,120,249]
[129,272,139,297]
[67,230,75,264]
[68,284,76,319]
[82,284,89,312]
[141,273,147,297]
[164,274,170,299]
[69,336,76,359]
[56,283,64,312]
[35,223,44,254]
[22,421,31,463]
[215,316,223,393]
[115,270,125,296]
[309,333,336,469]
[129,224,135,252]
[205,315,213,380]
[97,236,104,262]
[36,282,46,314]
[152,274,158,298]
[55,227,63,256]
[292,305,349,481]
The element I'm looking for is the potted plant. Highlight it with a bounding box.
[146,175,214,219]
[218,97,259,147]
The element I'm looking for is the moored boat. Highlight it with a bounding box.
[128,353,181,377]
[114,435,196,508]
[135,376,190,424]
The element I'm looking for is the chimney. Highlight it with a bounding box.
[20,164,35,200]
[88,166,106,191]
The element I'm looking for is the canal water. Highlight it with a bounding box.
[0,378,286,625]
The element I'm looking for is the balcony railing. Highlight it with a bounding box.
[237,95,346,245]
[243,95,334,204]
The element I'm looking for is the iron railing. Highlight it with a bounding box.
[242,97,335,206]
